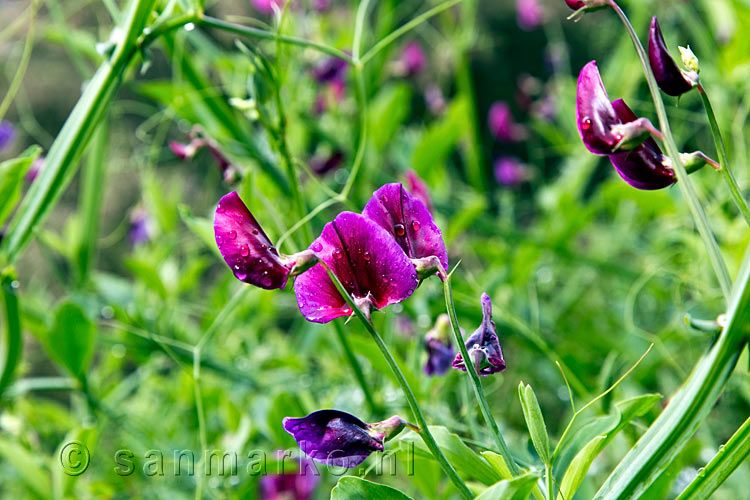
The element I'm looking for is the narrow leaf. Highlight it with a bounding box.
[331,476,413,500]
[557,436,606,500]
[519,382,551,465]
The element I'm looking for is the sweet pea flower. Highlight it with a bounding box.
[283,410,416,468]
[312,0,331,12]
[294,212,418,322]
[488,101,526,142]
[424,84,446,116]
[0,121,16,152]
[25,155,45,183]
[564,0,607,13]
[648,17,697,97]
[258,456,319,500]
[253,0,283,14]
[576,61,662,155]
[516,0,545,31]
[129,205,153,245]
[170,132,238,183]
[494,156,530,187]
[309,150,343,176]
[362,183,448,278]
[424,314,455,376]
[452,293,506,377]
[398,41,427,77]
[404,170,433,214]
[310,56,348,84]
[214,192,315,290]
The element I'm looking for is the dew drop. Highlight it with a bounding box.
[252,229,259,235]
[363,251,371,261]
[240,244,249,257]
[234,265,240,270]
[334,249,343,259]
[236,272,247,281]
[228,230,237,240]
[261,244,268,250]
[216,204,225,213]
[581,117,592,131]
[411,220,421,232]
[312,241,323,252]
[394,223,406,237]
[217,235,223,246]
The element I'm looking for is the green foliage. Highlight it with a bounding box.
[43,302,95,380]
[331,476,413,500]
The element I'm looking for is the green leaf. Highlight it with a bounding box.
[412,97,468,177]
[331,476,413,500]
[368,83,412,151]
[0,437,52,499]
[557,435,606,500]
[475,472,541,500]
[518,382,550,465]
[0,146,41,228]
[481,451,513,480]
[179,205,222,258]
[44,301,95,379]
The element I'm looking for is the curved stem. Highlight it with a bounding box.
[696,83,750,228]
[440,266,520,476]
[332,321,380,416]
[608,0,732,302]
[323,266,473,500]
[339,65,368,199]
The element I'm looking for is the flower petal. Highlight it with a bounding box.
[576,61,620,155]
[452,293,506,376]
[648,17,693,97]
[214,191,291,289]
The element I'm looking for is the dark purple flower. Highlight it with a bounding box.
[399,42,427,76]
[253,0,283,14]
[424,314,455,376]
[129,206,153,245]
[648,17,696,97]
[565,0,585,8]
[488,101,525,142]
[404,170,433,214]
[258,456,319,500]
[283,410,414,468]
[309,150,343,176]
[516,0,545,31]
[0,121,16,152]
[25,156,44,183]
[565,0,607,11]
[453,293,506,377]
[494,156,529,187]
[362,183,448,274]
[607,99,675,190]
[215,192,315,290]
[294,212,417,323]
[576,61,661,155]
[311,57,348,84]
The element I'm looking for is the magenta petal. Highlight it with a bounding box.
[258,457,319,500]
[576,61,621,155]
[214,192,291,289]
[362,183,448,271]
[283,410,384,468]
[294,212,417,323]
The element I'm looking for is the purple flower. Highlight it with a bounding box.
[253,0,283,14]
[399,41,427,76]
[309,150,343,176]
[607,99,675,190]
[129,206,153,245]
[494,156,529,187]
[424,314,455,376]
[312,0,331,12]
[648,17,696,97]
[362,183,448,274]
[488,101,525,142]
[214,192,315,290]
[452,293,506,377]
[576,61,661,155]
[565,0,585,8]
[294,212,417,323]
[311,57,348,84]
[258,456,319,500]
[25,156,45,183]
[283,410,414,468]
[424,84,446,116]
[404,170,433,214]
[171,135,237,183]
[0,121,16,152]
[565,0,607,11]
[516,0,545,31]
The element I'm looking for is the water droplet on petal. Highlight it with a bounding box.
[334,249,343,259]
[394,223,406,237]
[411,220,421,231]
[217,235,223,245]
[261,244,267,250]
[240,245,249,257]
[581,117,592,131]
[228,230,237,240]
[363,251,370,261]
[216,204,225,213]
[252,229,259,235]
[312,241,323,252]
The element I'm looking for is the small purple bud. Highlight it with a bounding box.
[25,156,45,183]
[129,206,153,245]
[494,156,529,187]
[404,170,433,214]
[399,42,427,76]
[0,121,16,152]
[488,101,525,142]
[516,0,546,31]
[362,183,448,273]
[258,456,319,500]
[283,410,415,468]
[424,314,455,376]
[648,17,696,97]
[294,212,417,323]
[452,293,506,377]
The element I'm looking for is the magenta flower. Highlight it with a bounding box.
[648,17,696,97]
[0,121,16,152]
[170,134,237,183]
[424,315,455,376]
[294,212,417,323]
[494,156,529,187]
[215,192,315,290]
[25,156,45,183]
[283,410,414,468]
[488,101,525,142]
[453,293,506,377]
[404,170,434,214]
[399,41,427,76]
[312,0,331,12]
[576,61,661,155]
[362,183,448,274]
[565,0,585,8]
[565,0,607,11]
[253,0,283,14]
[258,456,319,500]
[608,99,675,190]
[516,0,545,31]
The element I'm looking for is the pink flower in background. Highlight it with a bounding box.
[494,156,530,187]
[424,84,446,115]
[516,0,546,31]
[404,170,434,214]
[253,0,283,14]
[399,41,427,76]
[312,0,331,12]
[258,456,319,500]
[488,101,526,142]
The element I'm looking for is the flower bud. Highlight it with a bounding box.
[679,45,700,73]
[648,17,696,97]
[452,293,507,376]
[424,314,455,376]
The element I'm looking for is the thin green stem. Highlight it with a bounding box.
[0,277,22,401]
[696,83,750,228]
[195,285,249,351]
[332,321,379,415]
[352,0,372,61]
[608,0,732,302]
[339,66,368,199]
[441,266,520,476]
[0,0,39,122]
[322,266,473,499]
[546,464,554,500]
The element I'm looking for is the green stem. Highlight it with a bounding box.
[332,321,379,416]
[441,267,520,476]
[546,464,554,500]
[696,83,750,228]
[0,276,22,402]
[675,415,750,500]
[0,0,39,122]
[323,266,473,499]
[339,65,368,199]
[608,0,732,302]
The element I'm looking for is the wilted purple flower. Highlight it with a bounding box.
[253,0,283,14]
[648,17,696,97]
[488,101,525,142]
[0,121,15,152]
[294,212,417,323]
[424,84,446,115]
[453,293,506,377]
[283,410,414,468]
[607,99,675,190]
[399,41,427,76]
[25,156,45,183]
[494,156,529,187]
[424,314,455,376]
[215,192,315,290]
[404,170,433,214]
[169,140,196,160]
[576,61,661,155]
[258,456,319,500]
[311,57,348,84]
[362,183,448,276]
[309,150,343,176]
[129,206,153,245]
[516,0,545,31]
